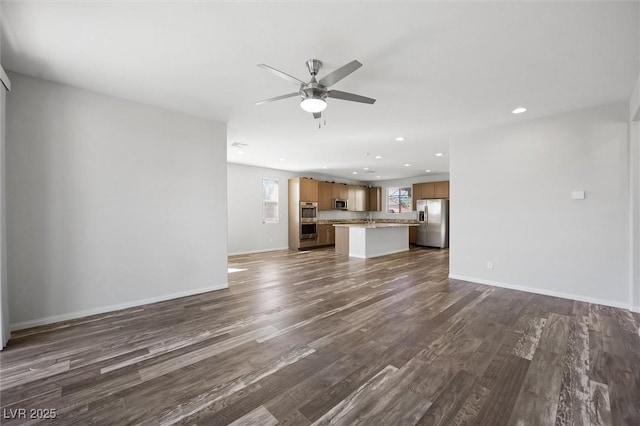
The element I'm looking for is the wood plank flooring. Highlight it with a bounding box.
[1,247,639,425]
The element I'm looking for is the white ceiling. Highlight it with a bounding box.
[2,1,639,181]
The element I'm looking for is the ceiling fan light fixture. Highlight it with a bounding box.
[300,97,327,113]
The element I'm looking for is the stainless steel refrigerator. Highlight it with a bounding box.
[416,199,449,248]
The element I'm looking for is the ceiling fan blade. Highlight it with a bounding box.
[257,64,306,86]
[255,92,300,106]
[327,90,376,104]
[313,112,322,119]
[319,60,362,87]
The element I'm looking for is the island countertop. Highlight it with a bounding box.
[332,223,418,229]
[334,223,414,258]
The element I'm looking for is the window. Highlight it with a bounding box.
[262,178,279,224]
[387,187,412,213]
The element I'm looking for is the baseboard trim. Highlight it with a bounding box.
[10,283,228,331]
[448,274,632,311]
[631,306,640,313]
[228,247,290,256]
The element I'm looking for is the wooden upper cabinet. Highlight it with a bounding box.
[412,183,421,210]
[300,178,318,202]
[347,186,367,212]
[318,181,333,211]
[413,181,449,205]
[347,186,355,211]
[434,181,450,199]
[332,184,348,200]
[357,187,367,212]
[421,183,436,199]
[368,187,382,212]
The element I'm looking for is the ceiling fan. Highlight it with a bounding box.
[255,59,376,119]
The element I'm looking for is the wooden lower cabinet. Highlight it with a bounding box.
[409,226,417,244]
[318,224,336,246]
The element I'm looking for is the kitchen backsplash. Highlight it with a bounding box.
[317,210,419,221]
[317,210,367,220]
[372,211,419,221]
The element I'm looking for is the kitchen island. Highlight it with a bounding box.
[333,223,417,259]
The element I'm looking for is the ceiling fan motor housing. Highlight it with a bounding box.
[302,86,326,100]
[306,59,323,76]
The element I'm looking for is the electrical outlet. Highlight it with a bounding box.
[486,261,493,270]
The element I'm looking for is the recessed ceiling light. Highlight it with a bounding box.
[425,169,431,173]
[376,176,381,179]
[375,155,382,159]
[364,167,369,170]
[512,107,527,114]
[395,137,405,141]
[404,164,411,167]
[353,171,358,175]
[279,158,285,161]
[435,153,443,157]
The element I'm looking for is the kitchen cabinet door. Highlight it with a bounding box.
[317,224,335,245]
[358,187,367,212]
[409,226,417,244]
[434,181,449,199]
[412,184,422,210]
[300,178,318,202]
[421,182,436,199]
[368,187,382,211]
[318,182,333,211]
[349,186,367,212]
[317,224,329,245]
[347,186,356,211]
[332,183,348,201]
[363,187,370,212]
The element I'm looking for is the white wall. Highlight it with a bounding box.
[6,73,228,329]
[450,102,631,309]
[631,119,639,311]
[227,163,295,255]
[630,73,640,312]
[0,69,9,347]
[372,173,450,220]
[227,163,365,255]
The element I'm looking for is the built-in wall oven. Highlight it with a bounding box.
[300,202,317,220]
[300,202,318,240]
[300,223,317,240]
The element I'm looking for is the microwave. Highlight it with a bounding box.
[334,199,348,210]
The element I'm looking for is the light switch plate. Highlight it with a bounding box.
[572,190,585,200]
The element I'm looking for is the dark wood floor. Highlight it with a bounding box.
[1,247,639,425]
